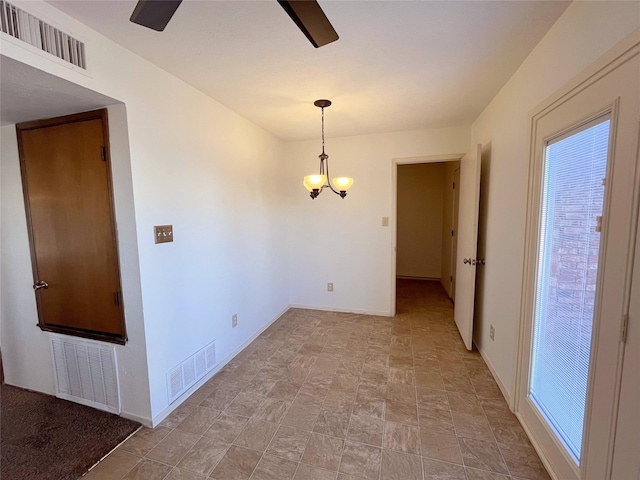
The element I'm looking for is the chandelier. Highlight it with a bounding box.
[303,100,354,199]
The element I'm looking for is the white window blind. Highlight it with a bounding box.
[530,117,610,463]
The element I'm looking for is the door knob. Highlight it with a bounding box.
[33,281,49,291]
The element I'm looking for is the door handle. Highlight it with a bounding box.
[33,281,49,291]
[464,258,485,266]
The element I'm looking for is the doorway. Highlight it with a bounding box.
[391,148,482,351]
[395,161,461,301]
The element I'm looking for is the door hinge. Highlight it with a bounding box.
[621,314,629,343]
[451,230,454,237]
[453,182,455,189]
[114,291,120,306]
[101,145,106,162]
[450,276,453,282]
[595,215,603,232]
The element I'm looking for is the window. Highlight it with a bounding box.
[530,117,610,462]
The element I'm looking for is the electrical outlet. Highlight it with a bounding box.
[327,283,333,292]
[232,314,238,328]
[382,217,389,227]
[490,325,495,341]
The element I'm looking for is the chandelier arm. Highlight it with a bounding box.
[316,152,327,195]
[317,106,327,195]
[323,155,342,195]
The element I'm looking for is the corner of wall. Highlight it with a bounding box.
[106,103,153,422]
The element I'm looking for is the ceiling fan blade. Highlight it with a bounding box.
[278,0,339,48]
[130,0,183,32]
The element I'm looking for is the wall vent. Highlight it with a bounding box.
[1,0,86,69]
[167,340,216,403]
[49,334,120,414]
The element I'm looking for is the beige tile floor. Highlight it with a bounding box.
[84,280,550,480]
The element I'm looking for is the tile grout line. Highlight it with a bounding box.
[279,351,316,480]
[246,327,306,480]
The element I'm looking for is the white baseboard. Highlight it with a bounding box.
[149,305,291,428]
[120,411,154,428]
[289,304,390,317]
[396,276,440,281]
[475,343,559,479]
[475,341,513,409]
[514,411,561,480]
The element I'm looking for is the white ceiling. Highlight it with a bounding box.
[48,0,570,141]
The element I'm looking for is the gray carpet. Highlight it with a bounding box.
[1,384,140,480]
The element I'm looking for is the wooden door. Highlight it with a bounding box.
[17,109,126,343]
[453,144,482,350]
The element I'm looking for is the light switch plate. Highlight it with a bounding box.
[154,225,173,244]
[382,217,389,227]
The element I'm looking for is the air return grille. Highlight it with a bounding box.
[50,335,120,414]
[167,341,216,403]
[0,0,86,69]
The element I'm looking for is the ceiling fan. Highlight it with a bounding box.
[129,0,339,48]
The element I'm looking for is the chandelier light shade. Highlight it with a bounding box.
[303,99,354,199]
[303,174,326,191]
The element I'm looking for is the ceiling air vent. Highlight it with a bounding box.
[1,0,86,69]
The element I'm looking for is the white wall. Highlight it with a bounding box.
[285,127,470,315]
[469,1,640,399]
[441,161,459,298]
[1,1,289,423]
[396,163,444,279]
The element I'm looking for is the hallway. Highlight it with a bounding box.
[86,280,549,479]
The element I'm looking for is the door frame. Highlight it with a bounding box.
[390,153,465,316]
[16,108,127,344]
[515,31,640,479]
[450,166,461,301]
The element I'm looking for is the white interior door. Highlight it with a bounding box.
[453,144,481,350]
[516,35,639,480]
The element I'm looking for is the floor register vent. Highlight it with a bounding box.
[1,0,86,68]
[50,334,120,414]
[167,341,216,403]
